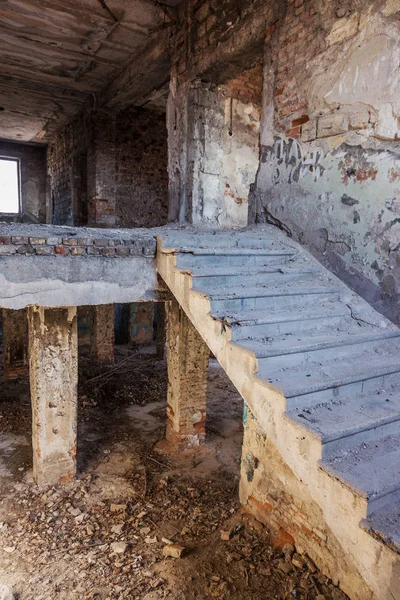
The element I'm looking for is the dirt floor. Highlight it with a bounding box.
[0,344,348,600]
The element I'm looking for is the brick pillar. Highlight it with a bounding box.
[2,308,28,380]
[28,306,78,486]
[129,302,154,345]
[91,304,115,364]
[166,299,209,448]
[87,110,116,228]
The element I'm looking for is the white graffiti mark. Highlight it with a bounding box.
[261,136,325,184]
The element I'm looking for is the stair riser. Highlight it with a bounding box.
[322,418,400,457]
[367,488,400,516]
[176,254,295,269]
[232,314,348,340]
[192,271,318,291]
[261,337,400,369]
[211,292,340,313]
[284,371,400,410]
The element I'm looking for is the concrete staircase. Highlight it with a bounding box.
[157,226,400,600]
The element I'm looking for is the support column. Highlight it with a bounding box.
[129,302,154,345]
[91,304,115,364]
[156,302,167,359]
[28,306,78,486]
[166,299,209,448]
[2,308,28,380]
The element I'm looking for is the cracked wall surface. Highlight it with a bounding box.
[253,0,400,324]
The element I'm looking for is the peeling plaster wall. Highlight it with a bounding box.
[168,81,261,227]
[0,141,47,223]
[253,0,400,324]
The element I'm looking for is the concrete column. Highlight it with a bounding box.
[28,306,78,486]
[129,302,154,345]
[166,299,210,448]
[91,304,115,364]
[2,308,28,380]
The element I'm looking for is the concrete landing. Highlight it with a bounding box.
[0,223,165,309]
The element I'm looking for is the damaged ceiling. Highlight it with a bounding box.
[0,0,179,143]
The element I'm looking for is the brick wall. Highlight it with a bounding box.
[48,105,168,229]
[172,0,281,84]
[222,64,263,106]
[0,141,47,223]
[116,107,168,228]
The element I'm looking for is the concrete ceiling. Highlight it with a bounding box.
[0,0,179,144]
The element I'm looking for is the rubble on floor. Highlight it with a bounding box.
[0,347,349,599]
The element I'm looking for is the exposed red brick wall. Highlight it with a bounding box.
[223,64,264,106]
[268,0,325,139]
[116,107,168,228]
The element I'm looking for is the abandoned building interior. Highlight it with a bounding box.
[0,0,399,599]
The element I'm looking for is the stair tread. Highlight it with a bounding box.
[212,303,349,325]
[175,247,296,256]
[189,263,314,277]
[203,271,335,290]
[362,502,400,554]
[257,352,400,398]
[322,434,400,501]
[240,329,400,358]
[288,388,400,442]
[209,284,342,300]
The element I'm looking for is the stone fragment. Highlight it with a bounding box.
[162,544,187,559]
[278,559,293,574]
[110,503,127,513]
[292,553,305,569]
[0,585,14,600]
[282,542,295,559]
[111,542,127,554]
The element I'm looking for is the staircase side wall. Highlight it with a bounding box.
[253,0,400,326]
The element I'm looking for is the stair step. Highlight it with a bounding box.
[361,502,400,554]
[209,283,342,311]
[231,311,353,340]
[192,269,322,291]
[257,354,400,408]
[241,330,400,365]
[176,250,297,269]
[322,434,400,513]
[212,301,345,325]
[288,388,400,455]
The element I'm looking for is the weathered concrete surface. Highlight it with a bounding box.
[91,304,115,364]
[165,298,210,449]
[0,254,156,310]
[28,306,78,486]
[168,80,260,226]
[2,309,28,380]
[253,0,400,326]
[0,223,160,309]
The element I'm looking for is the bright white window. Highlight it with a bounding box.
[0,158,20,214]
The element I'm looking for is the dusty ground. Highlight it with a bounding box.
[0,344,348,600]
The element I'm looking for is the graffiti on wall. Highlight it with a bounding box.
[261,136,325,184]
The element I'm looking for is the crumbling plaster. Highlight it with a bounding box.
[168,80,260,227]
[254,0,400,324]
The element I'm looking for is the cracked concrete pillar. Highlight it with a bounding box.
[2,309,28,380]
[91,304,115,364]
[28,306,78,486]
[166,299,210,448]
